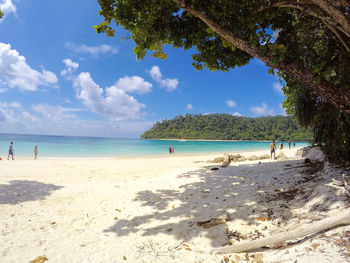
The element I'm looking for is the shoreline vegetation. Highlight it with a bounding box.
[2,146,350,262]
[141,114,311,141]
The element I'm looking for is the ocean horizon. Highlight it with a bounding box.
[0,133,309,158]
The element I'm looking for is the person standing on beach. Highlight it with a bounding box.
[7,142,14,160]
[169,147,172,154]
[34,145,38,160]
[270,140,276,160]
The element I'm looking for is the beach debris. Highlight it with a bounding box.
[247,155,258,161]
[212,157,224,163]
[50,222,56,225]
[211,209,350,254]
[115,208,122,212]
[123,256,127,260]
[211,167,219,171]
[114,216,118,220]
[342,174,350,197]
[197,215,229,228]
[30,256,48,263]
[256,217,267,221]
[277,152,288,160]
[221,153,232,167]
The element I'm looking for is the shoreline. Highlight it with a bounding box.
[142,137,308,142]
[3,146,302,160]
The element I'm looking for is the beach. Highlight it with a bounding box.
[1,147,349,263]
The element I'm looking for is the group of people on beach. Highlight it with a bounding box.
[3,142,38,160]
[270,140,296,159]
[168,147,175,154]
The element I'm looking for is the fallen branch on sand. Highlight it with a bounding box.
[343,174,350,197]
[211,209,350,254]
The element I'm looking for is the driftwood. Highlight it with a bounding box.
[211,209,350,254]
[343,174,350,197]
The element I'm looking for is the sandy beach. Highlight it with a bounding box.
[1,147,349,263]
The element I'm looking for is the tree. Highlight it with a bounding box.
[95,0,350,113]
[0,9,3,19]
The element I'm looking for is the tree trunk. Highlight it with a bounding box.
[211,209,350,254]
[172,0,350,114]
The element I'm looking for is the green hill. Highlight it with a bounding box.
[141,114,311,141]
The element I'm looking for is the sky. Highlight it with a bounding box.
[0,0,286,138]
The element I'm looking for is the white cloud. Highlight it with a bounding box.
[0,88,7,93]
[0,101,152,137]
[74,72,145,120]
[61,58,79,79]
[273,82,284,96]
[232,112,242,116]
[65,42,117,58]
[114,76,152,94]
[279,103,287,116]
[0,0,16,19]
[186,103,193,110]
[0,43,58,91]
[250,102,275,116]
[148,65,179,92]
[226,99,236,108]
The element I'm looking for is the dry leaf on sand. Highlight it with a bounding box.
[30,256,48,263]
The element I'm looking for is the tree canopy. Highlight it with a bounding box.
[141,114,311,141]
[95,0,350,113]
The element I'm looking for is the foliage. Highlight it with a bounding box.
[95,0,350,112]
[141,114,311,141]
[283,76,350,161]
[0,9,3,19]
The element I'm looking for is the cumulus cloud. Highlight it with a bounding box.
[0,101,39,125]
[65,42,117,58]
[0,43,58,91]
[186,103,193,110]
[273,82,284,96]
[0,0,16,19]
[226,99,236,108]
[114,76,152,94]
[0,101,152,137]
[61,58,79,79]
[74,72,145,120]
[250,102,275,116]
[148,65,178,92]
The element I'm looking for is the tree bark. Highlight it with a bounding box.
[172,0,350,114]
[309,0,350,37]
[211,209,350,254]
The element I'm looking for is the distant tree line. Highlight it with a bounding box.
[141,114,311,141]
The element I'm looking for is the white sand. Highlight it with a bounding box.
[1,147,349,262]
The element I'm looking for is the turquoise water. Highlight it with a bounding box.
[0,134,309,158]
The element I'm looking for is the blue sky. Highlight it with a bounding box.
[0,0,286,138]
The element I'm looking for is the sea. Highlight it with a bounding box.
[0,133,309,158]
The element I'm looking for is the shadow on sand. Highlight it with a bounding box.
[104,159,338,247]
[0,180,63,205]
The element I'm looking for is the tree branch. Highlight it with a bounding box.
[309,0,350,37]
[259,1,350,43]
[172,0,350,113]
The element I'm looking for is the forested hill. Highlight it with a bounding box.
[141,114,311,141]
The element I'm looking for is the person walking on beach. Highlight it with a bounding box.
[7,142,14,160]
[34,145,38,160]
[270,140,276,160]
